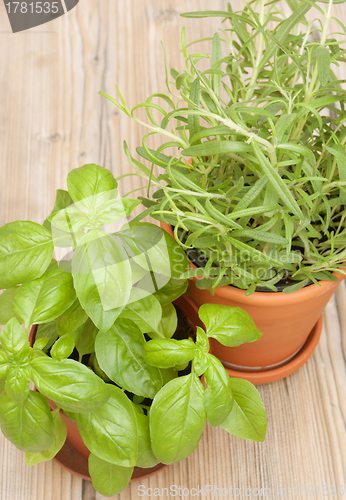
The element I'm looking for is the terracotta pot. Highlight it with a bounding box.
[29,294,199,480]
[161,222,345,380]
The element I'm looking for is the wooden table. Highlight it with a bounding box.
[1,1,346,498]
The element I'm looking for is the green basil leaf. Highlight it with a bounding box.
[150,373,206,464]
[33,338,48,350]
[92,355,112,383]
[43,189,73,226]
[153,278,188,306]
[50,334,75,360]
[136,413,159,468]
[0,288,19,325]
[72,231,130,331]
[69,324,84,344]
[43,189,75,246]
[0,221,54,289]
[193,351,211,377]
[0,390,54,452]
[94,197,141,226]
[56,299,87,337]
[160,367,178,385]
[13,261,76,328]
[0,349,9,379]
[199,304,262,347]
[195,326,209,353]
[221,379,267,442]
[49,205,90,234]
[117,223,190,281]
[30,357,111,413]
[52,189,73,208]
[5,366,30,403]
[157,303,178,339]
[25,411,67,465]
[118,295,163,337]
[76,386,137,467]
[95,319,163,398]
[36,321,59,351]
[133,399,145,409]
[67,164,117,211]
[144,338,196,369]
[116,222,164,269]
[62,410,77,422]
[76,319,98,359]
[0,318,30,362]
[204,356,233,426]
[88,453,133,497]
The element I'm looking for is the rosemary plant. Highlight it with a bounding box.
[101,0,346,294]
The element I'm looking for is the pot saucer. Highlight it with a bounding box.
[221,315,323,385]
[53,437,168,482]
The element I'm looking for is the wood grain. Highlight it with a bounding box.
[0,1,346,499]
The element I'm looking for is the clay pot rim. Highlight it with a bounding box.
[161,222,346,306]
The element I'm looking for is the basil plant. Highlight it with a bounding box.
[101,0,346,295]
[0,164,266,497]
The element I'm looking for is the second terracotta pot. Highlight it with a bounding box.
[161,222,345,373]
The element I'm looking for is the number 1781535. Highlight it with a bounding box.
[5,2,59,14]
